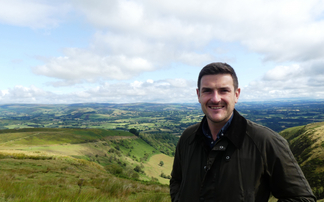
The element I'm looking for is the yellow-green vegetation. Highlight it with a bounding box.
[0,154,170,202]
[0,128,171,201]
[280,121,324,199]
[144,154,173,185]
[269,196,324,202]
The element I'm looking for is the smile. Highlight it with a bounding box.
[209,106,223,109]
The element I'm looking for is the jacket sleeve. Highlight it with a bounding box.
[265,135,316,202]
[170,138,182,202]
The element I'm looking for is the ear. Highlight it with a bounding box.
[196,88,201,102]
[235,88,241,103]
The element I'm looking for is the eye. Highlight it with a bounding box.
[220,88,230,93]
[202,88,212,93]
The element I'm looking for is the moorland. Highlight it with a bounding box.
[1,100,324,201]
[0,128,174,201]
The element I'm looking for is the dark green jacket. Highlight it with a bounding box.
[170,109,316,202]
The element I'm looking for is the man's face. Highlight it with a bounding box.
[197,74,240,126]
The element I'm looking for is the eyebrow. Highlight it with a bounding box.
[220,87,231,91]
[201,86,231,91]
[200,87,212,91]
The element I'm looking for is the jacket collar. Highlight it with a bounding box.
[190,109,247,149]
[225,109,247,149]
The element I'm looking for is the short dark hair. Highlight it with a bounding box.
[197,62,239,90]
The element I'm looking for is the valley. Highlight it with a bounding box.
[1,101,324,201]
[1,100,324,134]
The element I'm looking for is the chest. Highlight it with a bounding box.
[180,139,267,201]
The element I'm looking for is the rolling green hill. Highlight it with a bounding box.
[2,123,324,201]
[0,128,172,201]
[280,122,324,199]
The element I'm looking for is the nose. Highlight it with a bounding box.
[210,91,221,103]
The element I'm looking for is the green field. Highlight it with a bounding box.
[2,101,324,134]
[2,101,324,200]
[0,128,172,183]
[0,157,170,202]
[0,128,172,201]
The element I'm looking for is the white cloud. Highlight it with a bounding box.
[263,64,303,81]
[0,79,197,104]
[146,79,154,84]
[0,85,52,103]
[0,0,70,28]
[86,79,197,103]
[30,0,324,86]
[32,48,154,83]
[3,0,324,103]
[241,61,324,101]
[0,90,9,97]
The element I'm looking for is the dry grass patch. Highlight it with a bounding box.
[0,150,105,171]
[144,154,173,184]
[0,143,90,157]
[0,150,56,160]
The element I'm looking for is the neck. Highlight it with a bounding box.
[206,119,225,141]
[206,111,234,141]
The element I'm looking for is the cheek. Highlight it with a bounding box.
[199,97,206,104]
[201,96,210,103]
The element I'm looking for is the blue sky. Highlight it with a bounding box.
[1,0,324,104]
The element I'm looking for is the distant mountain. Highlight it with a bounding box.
[280,122,324,199]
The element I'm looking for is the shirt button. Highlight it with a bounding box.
[221,133,224,136]
[226,156,230,160]
[211,141,214,144]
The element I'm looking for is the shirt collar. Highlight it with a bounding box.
[190,109,247,149]
[202,112,234,148]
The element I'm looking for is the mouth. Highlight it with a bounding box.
[208,106,224,110]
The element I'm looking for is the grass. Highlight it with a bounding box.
[144,154,173,184]
[269,196,323,202]
[0,127,172,186]
[124,138,157,157]
[0,151,170,202]
[6,126,321,201]
[280,125,304,140]
[0,128,135,147]
[279,122,324,199]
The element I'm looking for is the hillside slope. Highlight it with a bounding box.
[0,128,172,201]
[280,122,324,199]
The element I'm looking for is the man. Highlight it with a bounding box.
[170,62,316,201]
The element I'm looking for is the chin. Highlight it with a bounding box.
[208,116,225,123]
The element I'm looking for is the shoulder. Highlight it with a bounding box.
[180,122,201,143]
[245,119,288,148]
[244,120,291,159]
[246,120,284,140]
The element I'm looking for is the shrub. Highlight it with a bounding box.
[131,172,140,180]
[134,165,144,174]
[159,161,164,166]
[105,164,123,175]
